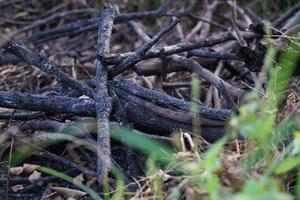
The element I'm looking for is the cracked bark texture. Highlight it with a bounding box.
[93,4,115,185]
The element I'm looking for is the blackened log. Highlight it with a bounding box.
[111,80,232,120]
[0,90,226,142]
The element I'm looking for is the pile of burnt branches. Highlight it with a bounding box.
[0,0,299,198]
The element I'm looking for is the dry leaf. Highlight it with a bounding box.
[73,173,84,185]
[28,170,42,182]
[11,184,24,192]
[10,166,23,175]
[50,187,87,198]
[23,163,40,173]
[78,95,90,99]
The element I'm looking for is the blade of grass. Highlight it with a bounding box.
[110,123,175,164]
[36,165,102,200]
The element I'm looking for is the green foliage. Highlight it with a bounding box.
[148,0,161,10]
[275,156,300,174]
[227,178,292,200]
[111,167,126,200]
[110,123,175,164]
[191,76,201,135]
[203,137,227,171]
[279,0,299,11]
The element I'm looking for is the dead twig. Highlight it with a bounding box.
[272,2,300,28]
[33,151,97,176]
[171,55,245,98]
[109,19,179,77]
[4,42,94,96]
[104,31,259,65]
[93,4,115,186]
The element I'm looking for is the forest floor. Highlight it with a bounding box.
[0,0,300,199]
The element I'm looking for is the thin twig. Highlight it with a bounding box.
[104,31,259,65]
[110,19,179,77]
[171,55,245,98]
[188,13,228,31]
[33,151,97,176]
[10,9,99,39]
[188,49,243,61]
[4,42,94,96]
[20,1,183,44]
[272,2,300,28]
